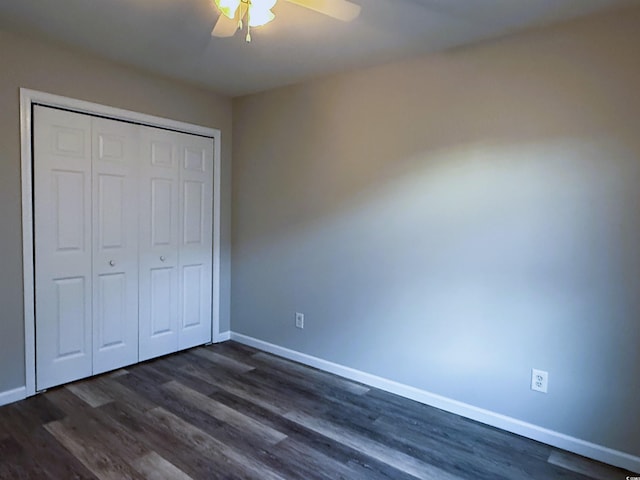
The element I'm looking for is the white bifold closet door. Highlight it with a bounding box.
[91,117,140,375]
[177,131,214,350]
[138,126,214,360]
[34,105,213,391]
[34,107,94,390]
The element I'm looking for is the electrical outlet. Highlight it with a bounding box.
[531,369,548,393]
[295,312,304,329]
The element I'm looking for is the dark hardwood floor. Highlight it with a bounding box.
[0,341,634,479]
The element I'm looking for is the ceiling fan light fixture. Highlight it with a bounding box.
[211,0,361,42]
[251,0,277,10]
[248,7,276,27]
[214,0,241,19]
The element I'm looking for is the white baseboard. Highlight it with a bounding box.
[230,332,640,473]
[214,330,231,342]
[0,386,27,407]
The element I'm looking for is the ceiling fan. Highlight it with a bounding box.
[212,0,361,42]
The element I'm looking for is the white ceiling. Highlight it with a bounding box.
[0,0,636,96]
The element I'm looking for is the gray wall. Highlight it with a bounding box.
[0,29,232,392]
[232,7,640,456]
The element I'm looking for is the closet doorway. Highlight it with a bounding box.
[21,90,222,394]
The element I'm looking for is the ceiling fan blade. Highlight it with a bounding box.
[212,14,239,37]
[285,0,361,22]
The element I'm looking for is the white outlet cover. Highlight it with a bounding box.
[295,312,304,329]
[531,368,548,393]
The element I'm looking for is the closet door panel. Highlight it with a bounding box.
[150,266,175,334]
[34,106,93,390]
[139,127,180,360]
[92,118,139,374]
[34,105,216,389]
[178,136,213,350]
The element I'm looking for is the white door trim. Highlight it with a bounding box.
[20,88,223,397]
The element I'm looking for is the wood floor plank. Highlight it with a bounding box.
[370,400,563,479]
[205,388,421,480]
[128,359,174,384]
[252,351,371,395]
[371,417,542,480]
[50,413,149,467]
[548,450,635,480]
[10,393,67,425]
[0,402,97,480]
[215,341,262,359]
[66,381,114,408]
[142,357,221,397]
[283,409,463,480]
[45,386,101,417]
[107,376,296,479]
[243,365,377,421]
[190,348,256,373]
[131,452,193,480]
[115,370,229,434]
[92,375,157,413]
[146,406,288,480]
[161,380,287,445]
[270,435,401,480]
[174,359,293,415]
[348,386,554,469]
[0,341,622,480]
[97,401,228,480]
[44,387,155,478]
[201,342,260,366]
[45,420,143,480]
[0,435,31,479]
[369,414,549,480]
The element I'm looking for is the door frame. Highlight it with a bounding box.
[20,88,223,396]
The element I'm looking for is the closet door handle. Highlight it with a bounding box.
[109,260,116,267]
[160,256,166,262]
